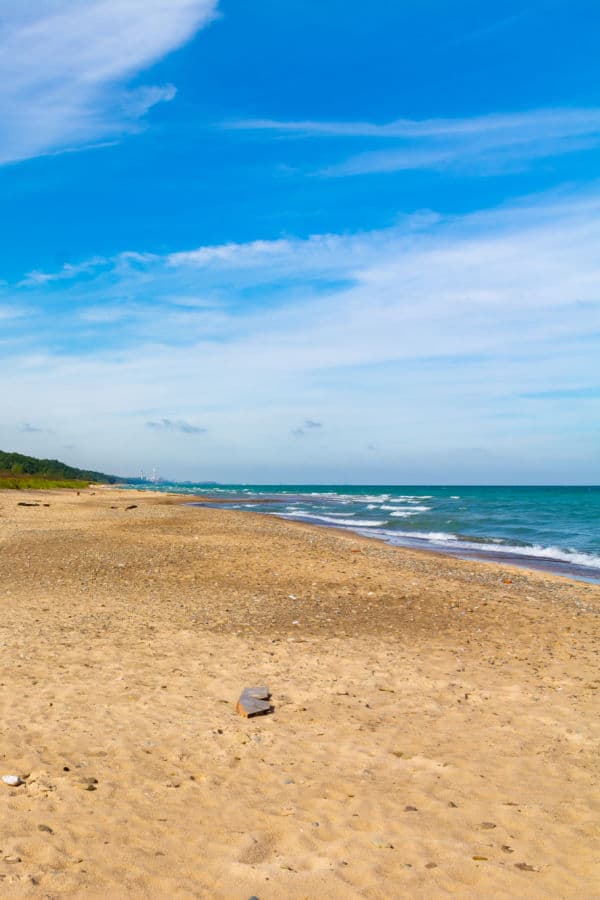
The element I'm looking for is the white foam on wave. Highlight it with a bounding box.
[491,543,600,569]
[328,493,391,503]
[383,530,456,542]
[280,511,386,527]
[377,529,600,570]
[385,505,431,513]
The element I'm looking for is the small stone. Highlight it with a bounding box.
[38,824,54,834]
[4,855,21,864]
[515,862,537,872]
[404,805,418,812]
[448,801,458,808]
[501,844,514,853]
[480,822,496,830]
[2,775,24,786]
[77,777,98,791]
[236,686,272,718]
[472,856,488,861]
[425,862,438,869]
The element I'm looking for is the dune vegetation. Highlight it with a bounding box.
[0,450,118,489]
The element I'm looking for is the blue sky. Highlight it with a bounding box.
[1,0,599,482]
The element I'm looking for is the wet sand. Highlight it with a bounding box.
[0,486,598,898]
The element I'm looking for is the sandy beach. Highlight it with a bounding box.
[0,486,598,898]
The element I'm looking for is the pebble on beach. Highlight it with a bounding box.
[2,774,24,786]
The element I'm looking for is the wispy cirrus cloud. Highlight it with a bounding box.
[21,257,108,287]
[229,108,600,176]
[0,0,219,165]
[20,219,435,291]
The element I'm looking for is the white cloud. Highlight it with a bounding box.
[0,0,218,165]
[229,108,600,176]
[21,221,424,288]
[21,257,107,287]
[0,304,27,320]
[166,239,296,268]
[2,191,600,481]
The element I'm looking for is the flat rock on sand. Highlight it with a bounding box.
[0,486,598,898]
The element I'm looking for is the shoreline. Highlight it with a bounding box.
[186,496,600,586]
[0,486,598,897]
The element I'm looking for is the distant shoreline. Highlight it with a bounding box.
[113,481,600,585]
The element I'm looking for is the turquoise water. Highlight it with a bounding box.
[129,483,600,582]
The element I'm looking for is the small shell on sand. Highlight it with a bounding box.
[2,775,24,786]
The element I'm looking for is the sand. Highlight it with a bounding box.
[0,486,598,898]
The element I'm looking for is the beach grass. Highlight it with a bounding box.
[0,473,90,490]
